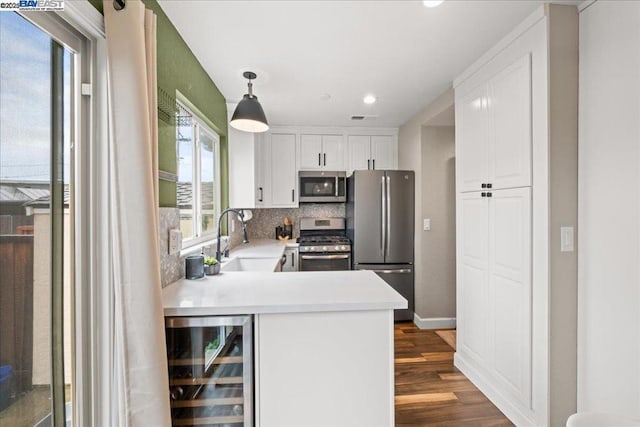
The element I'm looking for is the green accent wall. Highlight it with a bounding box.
[90,0,228,209]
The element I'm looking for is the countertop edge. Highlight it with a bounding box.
[163,301,407,317]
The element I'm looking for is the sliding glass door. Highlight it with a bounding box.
[0,11,84,427]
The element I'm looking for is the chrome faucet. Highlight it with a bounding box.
[216,208,249,262]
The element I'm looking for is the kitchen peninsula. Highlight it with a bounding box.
[162,240,407,427]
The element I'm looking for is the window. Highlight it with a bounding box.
[176,101,221,250]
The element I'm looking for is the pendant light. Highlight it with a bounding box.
[230,71,269,133]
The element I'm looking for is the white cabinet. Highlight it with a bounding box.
[255,310,394,427]
[456,54,532,193]
[268,133,298,207]
[455,6,578,426]
[457,192,490,365]
[299,134,344,170]
[228,104,265,209]
[282,246,298,272]
[371,135,396,170]
[457,187,532,406]
[347,134,397,174]
[489,188,531,404]
[347,135,371,171]
[456,84,489,192]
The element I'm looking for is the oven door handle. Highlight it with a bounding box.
[300,254,350,260]
[368,268,412,274]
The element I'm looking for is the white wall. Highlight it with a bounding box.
[578,0,640,417]
[398,88,455,325]
[421,125,456,319]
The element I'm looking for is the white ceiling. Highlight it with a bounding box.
[158,1,572,128]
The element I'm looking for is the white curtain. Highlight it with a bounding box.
[103,1,170,426]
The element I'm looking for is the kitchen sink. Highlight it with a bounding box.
[221,256,280,272]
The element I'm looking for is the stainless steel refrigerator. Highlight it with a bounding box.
[346,170,415,321]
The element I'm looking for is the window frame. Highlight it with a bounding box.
[176,100,221,252]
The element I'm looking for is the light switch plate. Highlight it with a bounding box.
[423,218,431,231]
[169,229,182,255]
[560,226,574,252]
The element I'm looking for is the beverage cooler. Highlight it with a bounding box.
[165,315,253,427]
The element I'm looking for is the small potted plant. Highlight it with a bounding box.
[204,257,220,276]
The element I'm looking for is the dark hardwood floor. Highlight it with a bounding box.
[394,323,514,427]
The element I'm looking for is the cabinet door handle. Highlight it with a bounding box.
[481,183,487,189]
[487,183,492,189]
[258,187,263,202]
[291,253,295,267]
[292,189,295,202]
[487,192,492,198]
[318,153,321,166]
[372,159,376,170]
[324,153,326,166]
[368,159,370,169]
[481,192,487,198]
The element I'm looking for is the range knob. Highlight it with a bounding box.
[322,246,328,251]
[310,246,316,252]
[341,246,347,251]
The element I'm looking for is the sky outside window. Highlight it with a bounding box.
[0,12,70,183]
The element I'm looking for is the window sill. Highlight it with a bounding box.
[179,236,228,258]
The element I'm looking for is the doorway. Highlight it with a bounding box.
[0,11,87,426]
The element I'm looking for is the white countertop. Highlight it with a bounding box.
[162,239,407,316]
[225,239,292,258]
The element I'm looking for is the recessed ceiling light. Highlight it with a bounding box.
[423,0,444,7]
[320,93,331,101]
[363,94,377,105]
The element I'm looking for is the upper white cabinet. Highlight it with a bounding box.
[371,136,396,170]
[229,123,398,207]
[457,54,532,193]
[267,133,298,208]
[457,84,489,192]
[299,134,345,170]
[347,134,397,174]
[228,103,265,209]
[347,135,370,171]
[488,55,532,190]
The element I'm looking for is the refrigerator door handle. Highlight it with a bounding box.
[386,174,391,257]
[381,175,386,255]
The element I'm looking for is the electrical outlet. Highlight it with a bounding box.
[560,226,574,252]
[423,218,431,231]
[169,229,182,255]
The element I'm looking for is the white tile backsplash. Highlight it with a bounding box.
[228,204,345,247]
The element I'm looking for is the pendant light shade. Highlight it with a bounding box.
[230,71,269,133]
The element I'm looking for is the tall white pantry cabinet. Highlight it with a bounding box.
[454,5,578,427]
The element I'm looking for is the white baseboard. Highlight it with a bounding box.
[413,314,456,330]
[454,353,536,427]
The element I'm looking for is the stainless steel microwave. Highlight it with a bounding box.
[298,171,346,203]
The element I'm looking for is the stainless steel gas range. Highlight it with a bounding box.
[297,218,351,272]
